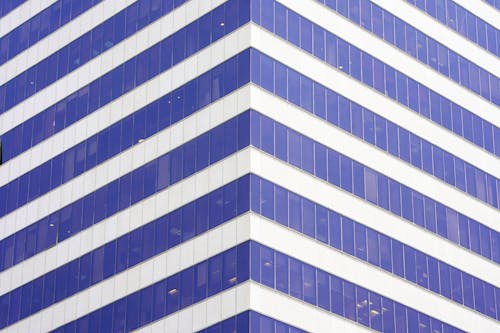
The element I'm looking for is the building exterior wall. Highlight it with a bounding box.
[0,0,499,332]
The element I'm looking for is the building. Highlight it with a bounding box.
[0,0,499,331]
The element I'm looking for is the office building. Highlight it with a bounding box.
[0,0,499,332]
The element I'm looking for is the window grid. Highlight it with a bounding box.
[0,112,250,274]
[405,0,500,55]
[0,0,190,113]
[0,0,250,163]
[249,110,499,265]
[49,243,250,333]
[250,50,499,208]
[49,241,462,333]
[0,0,27,17]
[249,241,464,333]
[250,174,499,320]
[315,0,500,104]
[252,0,500,157]
[0,50,250,219]
[0,0,104,65]
[4,173,496,326]
[0,176,250,328]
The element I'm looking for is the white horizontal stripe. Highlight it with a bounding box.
[0,0,138,84]
[450,0,500,30]
[279,0,500,125]
[0,0,57,37]
[249,86,500,230]
[0,0,229,135]
[249,213,500,333]
[247,149,500,287]
[3,214,252,333]
[370,0,500,71]
[0,21,250,187]
[0,148,252,295]
[249,25,500,178]
[135,282,373,333]
[0,65,251,241]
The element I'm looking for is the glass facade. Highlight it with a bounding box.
[0,0,497,331]
[405,0,500,55]
[250,50,499,208]
[0,0,104,65]
[1,174,497,329]
[0,112,250,272]
[196,311,307,333]
[50,243,250,333]
[251,0,500,156]
[249,110,499,264]
[250,175,499,319]
[0,50,250,216]
[0,0,250,157]
[49,241,464,333]
[314,0,500,103]
[0,0,27,17]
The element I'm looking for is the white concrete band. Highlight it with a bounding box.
[370,0,500,69]
[444,0,500,30]
[134,282,374,333]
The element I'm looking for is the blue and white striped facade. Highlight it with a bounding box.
[0,0,499,332]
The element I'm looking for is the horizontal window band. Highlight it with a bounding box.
[0,0,104,65]
[49,242,250,333]
[0,177,250,328]
[1,109,497,280]
[249,174,499,320]
[308,0,500,104]
[48,241,463,333]
[253,0,500,157]
[0,50,250,218]
[6,0,498,115]
[0,112,251,273]
[248,241,466,333]
[2,0,498,165]
[405,0,500,55]
[0,0,249,160]
[250,50,499,208]
[248,110,500,264]
[2,47,498,220]
[0,0,224,111]
[0,0,27,18]
[2,173,497,327]
[195,311,306,333]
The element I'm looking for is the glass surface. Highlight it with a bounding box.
[1,0,251,163]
